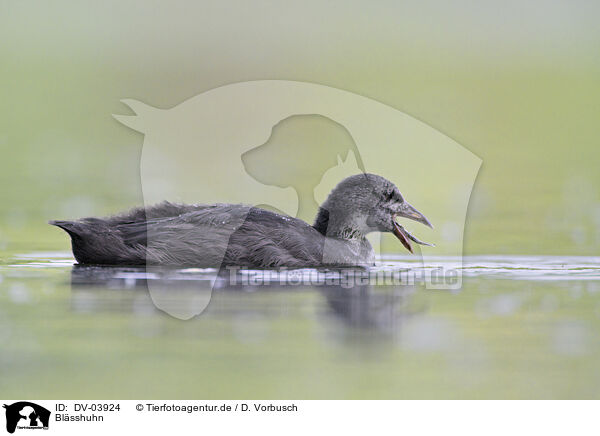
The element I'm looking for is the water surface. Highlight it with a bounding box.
[1,253,599,398]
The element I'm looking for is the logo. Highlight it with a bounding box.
[3,402,50,434]
[113,80,481,319]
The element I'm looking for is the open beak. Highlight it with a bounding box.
[392,202,434,254]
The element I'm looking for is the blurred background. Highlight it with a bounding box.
[1,0,599,256]
[1,1,599,399]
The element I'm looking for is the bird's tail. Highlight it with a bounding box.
[49,220,84,240]
[49,220,99,263]
[49,219,146,265]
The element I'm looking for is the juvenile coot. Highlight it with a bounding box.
[50,174,433,267]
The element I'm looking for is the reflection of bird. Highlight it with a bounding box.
[50,174,433,267]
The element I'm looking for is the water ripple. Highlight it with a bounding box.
[3,252,599,281]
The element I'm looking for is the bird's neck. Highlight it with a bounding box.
[313,207,330,236]
[313,207,366,240]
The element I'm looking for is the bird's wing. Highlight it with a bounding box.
[114,204,253,248]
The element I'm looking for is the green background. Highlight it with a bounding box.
[0,1,599,399]
[1,0,599,256]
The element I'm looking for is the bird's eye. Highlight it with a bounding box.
[385,190,395,201]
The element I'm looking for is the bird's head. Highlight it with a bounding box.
[318,173,434,253]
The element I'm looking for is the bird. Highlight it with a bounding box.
[50,173,433,268]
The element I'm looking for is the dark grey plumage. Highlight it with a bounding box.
[50,174,433,267]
